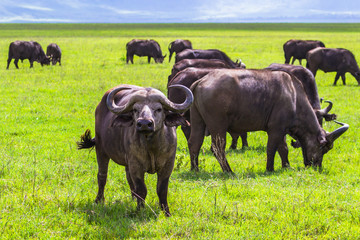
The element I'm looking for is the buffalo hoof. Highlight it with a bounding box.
[94,196,105,204]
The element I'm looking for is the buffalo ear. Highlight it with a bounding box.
[317,134,327,145]
[111,113,133,127]
[165,112,189,127]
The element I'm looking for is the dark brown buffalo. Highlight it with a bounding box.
[306,47,360,85]
[126,39,166,64]
[77,84,193,216]
[188,69,348,173]
[168,58,246,82]
[283,39,325,65]
[168,39,192,62]
[7,41,50,69]
[46,43,61,66]
[168,67,248,150]
[175,49,243,68]
[266,63,337,149]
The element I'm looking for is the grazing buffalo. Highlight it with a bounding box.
[168,39,192,62]
[175,49,243,69]
[77,84,193,216]
[188,69,348,173]
[168,67,248,150]
[306,47,360,85]
[7,41,50,69]
[266,63,337,148]
[46,43,62,66]
[168,58,245,82]
[126,39,166,64]
[283,39,325,65]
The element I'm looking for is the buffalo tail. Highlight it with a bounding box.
[77,129,95,150]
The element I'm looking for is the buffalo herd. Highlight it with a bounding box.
[75,36,356,216]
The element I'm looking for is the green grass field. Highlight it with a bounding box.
[1,23,360,239]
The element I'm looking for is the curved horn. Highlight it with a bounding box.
[106,87,137,114]
[160,84,193,113]
[318,100,333,115]
[326,120,349,143]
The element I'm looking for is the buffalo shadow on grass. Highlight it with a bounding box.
[173,166,290,182]
[173,144,295,181]
[74,199,160,238]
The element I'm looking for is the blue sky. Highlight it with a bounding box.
[0,0,359,23]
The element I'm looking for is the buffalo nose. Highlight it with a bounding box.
[136,119,154,132]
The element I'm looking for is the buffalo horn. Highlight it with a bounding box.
[318,100,333,116]
[106,87,138,114]
[326,120,349,143]
[160,84,193,113]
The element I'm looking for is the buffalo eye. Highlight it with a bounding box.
[132,109,138,114]
[155,108,162,113]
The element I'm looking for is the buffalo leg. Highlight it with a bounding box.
[211,132,233,173]
[291,57,296,65]
[14,59,19,69]
[126,54,133,64]
[29,60,34,68]
[298,59,302,65]
[341,74,346,85]
[228,132,248,150]
[95,151,110,203]
[6,58,11,69]
[277,137,290,168]
[240,132,249,149]
[334,72,341,85]
[157,169,173,217]
[266,131,285,171]
[188,106,206,171]
[229,133,239,150]
[130,170,147,210]
[181,125,191,140]
[147,56,151,64]
[59,57,61,66]
[125,166,136,199]
[284,53,291,64]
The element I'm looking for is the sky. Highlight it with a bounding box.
[0,0,359,23]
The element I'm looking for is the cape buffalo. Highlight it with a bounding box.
[283,39,325,65]
[175,49,244,69]
[7,41,50,69]
[168,58,245,82]
[188,69,348,173]
[266,63,337,148]
[167,67,248,150]
[46,43,61,66]
[306,47,360,85]
[168,39,192,62]
[126,39,166,64]
[77,84,193,216]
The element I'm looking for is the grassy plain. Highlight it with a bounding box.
[0,23,360,239]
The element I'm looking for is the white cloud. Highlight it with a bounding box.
[18,4,53,11]
[309,9,360,16]
[55,0,85,9]
[100,6,152,16]
[0,15,73,23]
[195,0,285,20]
